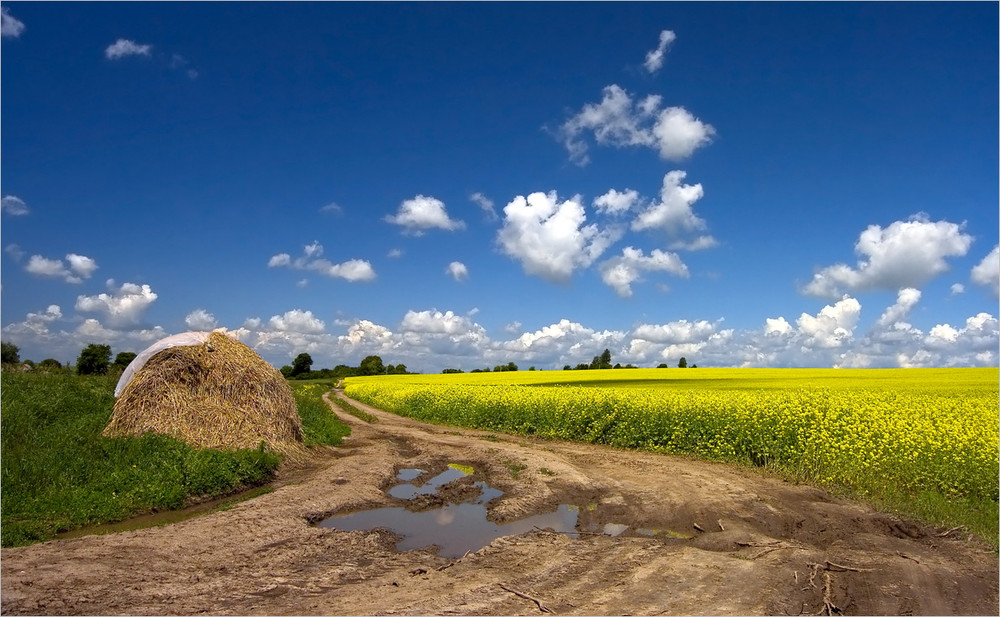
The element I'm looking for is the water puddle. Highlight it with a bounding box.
[319,465,577,558]
[319,464,680,558]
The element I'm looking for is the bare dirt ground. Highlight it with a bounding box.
[2,391,997,616]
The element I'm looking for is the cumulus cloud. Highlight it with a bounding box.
[267,309,325,334]
[268,242,376,282]
[874,288,921,330]
[5,244,25,261]
[385,195,465,235]
[631,170,706,234]
[950,283,965,295]
[75,281,158,327]
[668,235,719,251]
[593,189,639,216]
[764,317,793,336]
[557,84,714,165]
[599,247,688,297]
[105,38,153,60]
[387,248,404,259]
[804,215,973,298]
[470,192,498,222]
[25,253,98,284]
[446,261,469,281]
[970,245,999,296]
[644,29,677,73]
[184,309,218,331]
[498,191,621,283]
[795,296,862,348]
[2,195,29,215]
[1,7,25,38]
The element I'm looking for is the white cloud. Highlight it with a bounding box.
[632,319,717,344]
[505,321,523,334]
[105,38,153,60]
[5,244,25,261]
[446,261,469,281]
[268,253,291,267]
[470,192,498,222]
[874,288,921,330]
[387,248,404,259]
[668,235,719,251]
[75,281,158,327]
[804,215,973,298]
[557,84,714,165]
[764,317,793,336]
[268,242,376,282]
[593,189,639,216]
[599,247,688,297]
[498,191,621,283]
[66,254,98,279]
[385,195,465,235]
[632,170,706,234]
[320,202,343,214]
[950,283,965,295]
[338,319,393,349]
[267,309,325,334]
[26,253,98,284]
[1,7,25,38]
[1,195,29,215]
[644,29,677,73]
[795,296,862,348]
[970,245,999,296]
[184,309,218,331]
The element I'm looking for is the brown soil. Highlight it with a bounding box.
[2,391,997,616]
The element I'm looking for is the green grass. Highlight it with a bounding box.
[1,372,349,547]
[292,381,352,445]
[328,393,378,423]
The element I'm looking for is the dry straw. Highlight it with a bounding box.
[105,332,305,457]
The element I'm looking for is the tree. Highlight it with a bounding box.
[291,352,313,377]
[77,344,112,375]
[678,357,688,369]
[506,361,518,372]
[600,348,613,369]
[113,351,137,370]
[359,355,385,376]
[563,365,572,371]
[657,363,669,369]
[39,358,62,370]
[280,365,294,378]
[393,363,407,375]
[1,341,19,364]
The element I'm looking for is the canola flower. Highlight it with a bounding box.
[344,368,998,502]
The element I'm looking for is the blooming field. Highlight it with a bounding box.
[344,368,998,502]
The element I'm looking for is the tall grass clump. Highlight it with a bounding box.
[1,373,349,547]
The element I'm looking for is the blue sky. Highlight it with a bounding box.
[2,2,998,372]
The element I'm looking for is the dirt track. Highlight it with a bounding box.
[2,391,997,615]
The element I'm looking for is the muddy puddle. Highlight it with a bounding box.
[319,464,654,558]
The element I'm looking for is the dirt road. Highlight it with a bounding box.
[2,391,997,615]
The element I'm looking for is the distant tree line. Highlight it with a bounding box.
[0,341,138,375]
[280,354,411,380]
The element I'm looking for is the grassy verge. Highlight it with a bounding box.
[1,372,349,547]
[329,394,378,423]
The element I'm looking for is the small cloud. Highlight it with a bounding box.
[598,247,688,298]
[268,253,291,267]
[1,7,25,39]
[320,202,344,215]
[387,248,404,259]
[105,38,153,60]
[644,29,677,74]
[269,242,376,282]
[593,189,639,216]
[2,195,29,215]
[25,253,98,284]
[970,245,999,296]
[296,278,309,288]
[556,84,714,166]
[76,281,158,327]
[5,244,25,261]
[446,261,469,282]
[668,235,719,251]
[470,192,498,222]
[185,309,218,331]
[505,321,523,334]
[950,283,965,295]
[385,195,465,235]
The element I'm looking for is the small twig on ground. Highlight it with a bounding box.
[818,572,839,616]
[498,583,552,614]
[717,519,725,532]
[436,550,472,571]
[937,525,965,538]
[809,560,875,573]
[693,522,705,532]
[897,552,921,564]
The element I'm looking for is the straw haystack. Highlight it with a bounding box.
[105,331,304,455]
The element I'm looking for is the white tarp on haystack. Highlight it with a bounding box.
[114,329,238,397]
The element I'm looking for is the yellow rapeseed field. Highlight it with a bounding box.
[345,368,998,502]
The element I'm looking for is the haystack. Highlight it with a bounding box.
[105,331,304,456]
